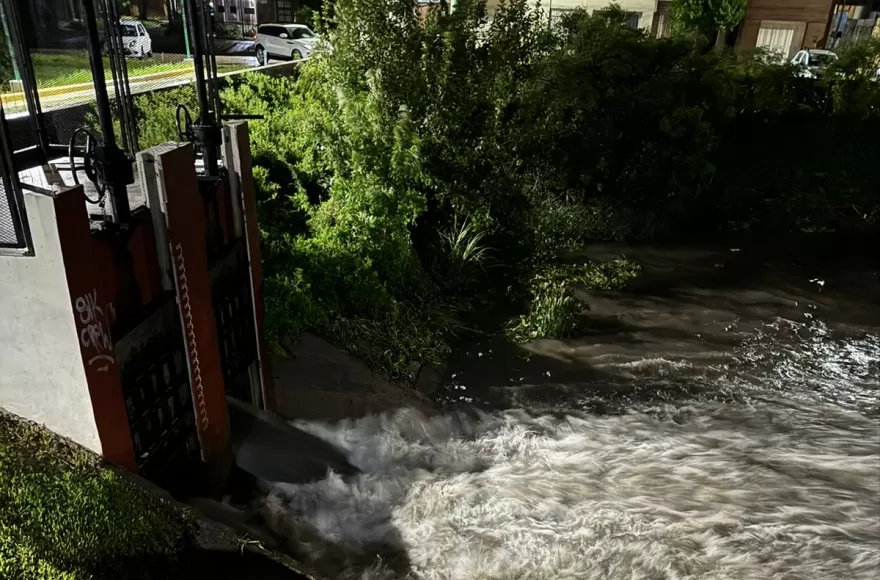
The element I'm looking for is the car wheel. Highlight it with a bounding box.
[256,46,266,66]
[292,49,303,61]
[146,50,153,59]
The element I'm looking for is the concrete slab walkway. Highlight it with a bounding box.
[272,333,436,422]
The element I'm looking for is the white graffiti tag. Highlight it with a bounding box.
[174,242,210,430]
[75,289,116,372]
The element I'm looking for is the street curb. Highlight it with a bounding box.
[0,59,296,111]
[0,67,195,105]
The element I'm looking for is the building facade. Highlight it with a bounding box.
[735,0,835,58]
[212,0,303,36]
[486,0,661,31]
[735,1,880,58]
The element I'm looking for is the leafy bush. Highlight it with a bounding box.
[217,0,556,375]
[508,259,641,341]
[135,85,199,149]
[246,0,877,369]
[555,259,643,291]
[513,5,880,239]
[430,217,491,296]
[670,0,747,45]
[124,0,880,375]
[508,278,580,342]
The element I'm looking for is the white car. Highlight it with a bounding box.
[254,24,319,66]
[791,49,837,79]
[120,20,153,59]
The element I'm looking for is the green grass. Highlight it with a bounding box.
[218,64,251,75]
[0,412,196,579]
[31,53,193,89]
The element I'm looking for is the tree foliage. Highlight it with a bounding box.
[671,0,748,43]
[132,0,880,374]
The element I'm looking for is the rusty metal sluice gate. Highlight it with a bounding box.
[0,0,272,488]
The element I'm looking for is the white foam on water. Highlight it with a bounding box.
[254,319,880,579]
[258,398,879,579]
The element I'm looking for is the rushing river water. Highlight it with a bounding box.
[245,242,880,579]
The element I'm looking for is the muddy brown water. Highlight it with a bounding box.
[439,241,880,418]
[213,239,880,580]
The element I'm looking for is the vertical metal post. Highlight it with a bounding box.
[185,0,212,123]
[184,0,221,177]
[82,0,115,144]
[101,0,139,156]
[82,0,133,223]
[182,0,192,59]
[202,2,222,118]
[0,1,19,82]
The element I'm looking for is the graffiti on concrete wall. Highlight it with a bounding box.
[75,289,116,372]
[173,242,210,430]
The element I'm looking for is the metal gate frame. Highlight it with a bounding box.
[2,0,270,484]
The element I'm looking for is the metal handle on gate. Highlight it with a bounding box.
[68,128,100,199]
[177,104,195,142]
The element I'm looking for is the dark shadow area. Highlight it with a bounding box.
[171,548,311,579]
[268,523,413,580]
[269,333,439,423]
[185,482,415,580]
[92,547,312,580]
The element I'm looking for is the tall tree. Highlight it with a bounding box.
[671,0,747,47]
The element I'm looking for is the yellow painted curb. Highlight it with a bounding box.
[1,67,194,107]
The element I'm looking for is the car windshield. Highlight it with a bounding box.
[121,24,138,36]
[287,27,315,39]
[808,53,836,67]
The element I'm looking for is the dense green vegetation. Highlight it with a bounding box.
[671,0,747,44]
[0,413,195,579]
[132,1,880,380]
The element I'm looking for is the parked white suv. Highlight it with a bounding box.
[254,24,319,66]
[120,20,153,59]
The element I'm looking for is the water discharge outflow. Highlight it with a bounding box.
[237,244,880,580]
[226,395,359,485]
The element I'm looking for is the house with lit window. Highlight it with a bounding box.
[734,0,837,57]
[734,1,880,58]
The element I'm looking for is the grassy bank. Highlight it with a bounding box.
[0,412,195,579]
[30,53,192,89]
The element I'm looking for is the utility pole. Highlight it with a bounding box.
[182,0,192,59]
